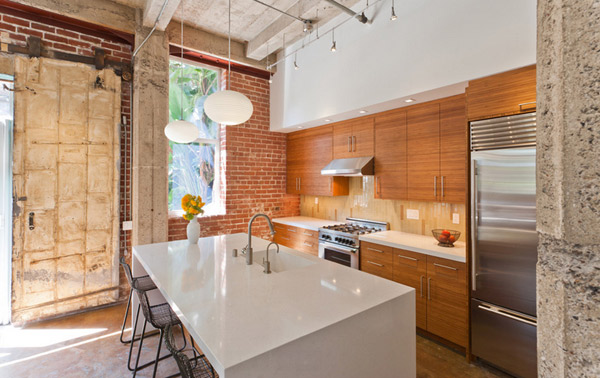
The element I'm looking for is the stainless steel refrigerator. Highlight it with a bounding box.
[470,112,537,378]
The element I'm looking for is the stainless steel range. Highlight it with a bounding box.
[318,218,389,269]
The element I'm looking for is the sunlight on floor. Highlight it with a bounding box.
[0,327,107,348]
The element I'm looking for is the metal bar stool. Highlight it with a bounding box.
[164,324,215,378]
[119,256,157,345]
[132,282,188,378]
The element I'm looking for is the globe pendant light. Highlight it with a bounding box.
[203,0,253,125]
[164,1,198,143]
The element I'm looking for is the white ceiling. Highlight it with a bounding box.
[113,0,361,60]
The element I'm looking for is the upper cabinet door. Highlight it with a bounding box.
[407,103,440,202]
[439,95,467,204]
[286,133,303,194]
[374,109,407,200]
[466,65,536,121]
[333,121,354,159]
[352,117,374,157]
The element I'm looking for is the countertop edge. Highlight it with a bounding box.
[272,216,339,231]
[359,235,467,263]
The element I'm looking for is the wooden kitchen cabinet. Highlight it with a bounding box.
[374,109,407,200]
[407,102,440,202]
[332,117,374,159]
[406,95,467,204]
[439,95,468,203]
[361,241,468,348]
[287,126,349,196]
[466,65,536,121]
[360,241,394,280]
[425,256,468,348]
[273,222,319,256]
[393,249,428,330]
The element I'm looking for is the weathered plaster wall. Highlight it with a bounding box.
[537,0,600,376]
[11,57,121,323]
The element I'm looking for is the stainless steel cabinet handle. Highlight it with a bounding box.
[433,262,458,271]
[427,277,432,300]
[28,212,35,230]
[434,176,437,198]
[518,101,536,111]
[397,254,418,261]
[287,228,296,233]
[367,261,383,267]
[420,275,424,298]
[441,176,445,198]
[472,165,479,291]
[367,247,384,253]
[303,242,313,247]
[352,136,356,152]
[347,136,351,152]
[298,177,301,191]
[303,231,313,236]
[478,304,537,326]
[280,236,290,241]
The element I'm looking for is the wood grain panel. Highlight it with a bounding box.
[332,121,354,159]
[360,241,393,279]
[439,95,467,204]
[466,65,536,121]
[407,103,440,201]
[426,256,468,348]
[393,248,428,330]
[374,109,407,200]
[352,117,375,156]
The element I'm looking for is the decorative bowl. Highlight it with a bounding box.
[432,229,461,247]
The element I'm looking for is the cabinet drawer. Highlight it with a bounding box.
[298,236,318,256]
[361,257,393,280]
[361,242,393,264]
[273,222,288,236]
[298,228,318,239]
[273,232,293,247]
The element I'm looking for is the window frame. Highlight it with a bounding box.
[167,57,223,217]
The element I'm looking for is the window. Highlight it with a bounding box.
[168,59,221,214]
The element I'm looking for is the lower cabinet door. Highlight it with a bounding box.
[426,256,468,347]
[392,249,427,330]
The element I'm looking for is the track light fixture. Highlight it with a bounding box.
[331,29,337,52]
[390,0,398,21]
[294,53,299,70]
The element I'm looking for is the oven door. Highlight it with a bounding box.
[318,241,359,269]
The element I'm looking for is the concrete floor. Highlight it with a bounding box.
[0,303,510,377]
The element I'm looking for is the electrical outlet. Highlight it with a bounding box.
[452,213,460,224]
[406,209,419,220]
[315,197,318,204]
[122,221,133,231]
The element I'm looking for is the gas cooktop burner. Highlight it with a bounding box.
[318,218,389,248]
[322,224,379,235]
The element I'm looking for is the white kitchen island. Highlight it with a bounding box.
[133,233,415,378]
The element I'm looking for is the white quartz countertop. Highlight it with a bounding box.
[360,231,467,263]
[271,216,340,231]
[133,233,412,376]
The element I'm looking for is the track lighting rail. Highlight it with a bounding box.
[252,0,310,23]
[324,0,368,23]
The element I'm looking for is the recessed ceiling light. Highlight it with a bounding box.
[359,110,367,114]
[325,119,332,122]
[297,126,303,129]
[404,98,415,103]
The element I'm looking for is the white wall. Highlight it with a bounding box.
[270,0,536,131]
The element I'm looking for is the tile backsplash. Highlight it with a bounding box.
[301,177,466,236]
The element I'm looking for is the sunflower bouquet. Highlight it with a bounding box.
[181,194,205,221]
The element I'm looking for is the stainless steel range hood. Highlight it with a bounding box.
[320,156,374,176]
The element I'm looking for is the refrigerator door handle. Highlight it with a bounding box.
[477,303,537,327]
[471,164,478,291]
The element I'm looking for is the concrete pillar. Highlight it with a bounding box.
[537,1,600,376]
[132,15,169,246]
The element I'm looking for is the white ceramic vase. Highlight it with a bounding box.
[187,216,200,244]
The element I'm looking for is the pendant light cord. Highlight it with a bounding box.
[180,0,184,120]
[228,0,231,90]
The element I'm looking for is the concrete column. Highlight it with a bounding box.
[537,1,600,376]
[132,15,169,246]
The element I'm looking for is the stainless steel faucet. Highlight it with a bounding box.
[263,242,279,274]
[246,213,276,265]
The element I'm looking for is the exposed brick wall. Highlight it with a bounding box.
[0,14,132,62]
[168,70,300,241]
[0,11,133,302]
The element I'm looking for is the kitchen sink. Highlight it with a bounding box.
[252,249,315,273]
